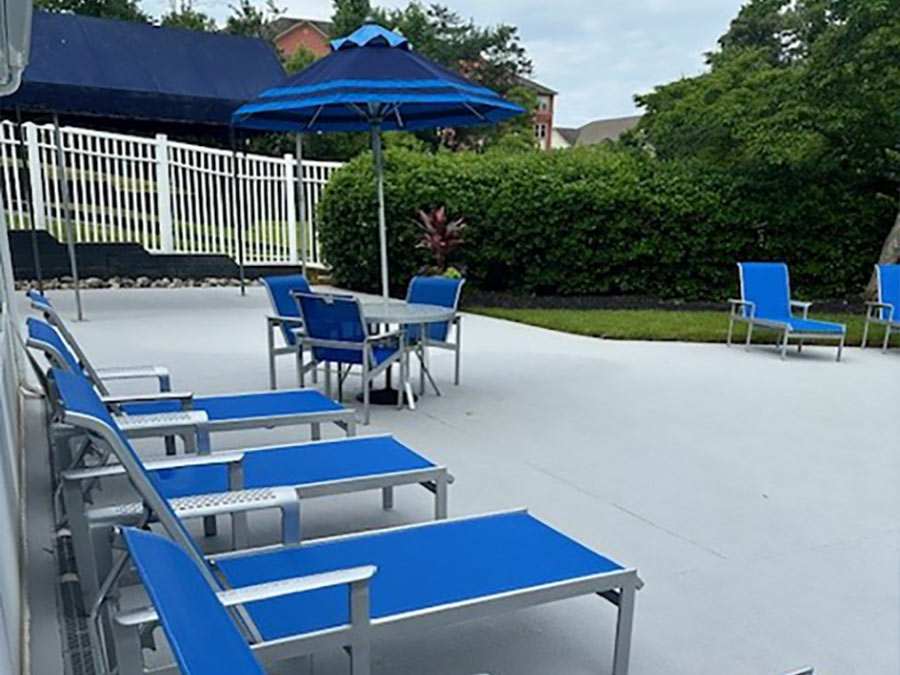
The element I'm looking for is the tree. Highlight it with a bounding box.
[225,0,283,41]
[332,0,371,37]
[35,0,149,22]
[283,45,317,73]
[161,1,216,31]
[631,0,900,292]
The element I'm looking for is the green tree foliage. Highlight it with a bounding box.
[630,0,900,279]
[318,147,891,299]
[224,0,283,41]
[332,0,372,37]
[35,0,148,22]
[160,1,216,31]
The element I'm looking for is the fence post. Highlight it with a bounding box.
[283,154,298,264]
[23,123,45,231]
[155,133,174,253]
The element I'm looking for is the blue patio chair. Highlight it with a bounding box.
[727,262,846,361]
[27,289,172,393]
[405,276,465,393]
[51,368,450,609]
[54,371,641,675]
[261,274,317,389]
[27,317,357,455]
[294,292,405,424]
[862,264,899,352]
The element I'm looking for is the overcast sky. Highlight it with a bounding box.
[151,0,749,127]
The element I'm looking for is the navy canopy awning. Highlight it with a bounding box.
[3,11,286,134]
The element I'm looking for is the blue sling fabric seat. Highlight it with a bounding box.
[55,370,641,675]
[728,262,847,361]
[122,528,266,675]
[262,275,313,389]
[120,388,344,420]
[862,264,899,352]
[216,511,623,639]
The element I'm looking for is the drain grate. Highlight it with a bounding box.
[55,534,97,675]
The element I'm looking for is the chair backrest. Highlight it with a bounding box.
[50,367,217,588]
[876,264,899,321]
[406,276,465,342]
[121,528,264,675]
[294,292,367,363]
[26,289,54,313]
[26,317,85,376]
[262,275,311,345]
[737,262,792,320]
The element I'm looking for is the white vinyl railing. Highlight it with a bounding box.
[0,120,343,268]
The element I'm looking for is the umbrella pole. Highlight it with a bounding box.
[53,114,83,321]
[295,133,307,277]
[15,108,43,294]
[229,127,246,296]
[371,124,390,299]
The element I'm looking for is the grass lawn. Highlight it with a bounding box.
[469,308,892,347]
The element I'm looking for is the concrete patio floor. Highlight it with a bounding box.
[20,286,899,675]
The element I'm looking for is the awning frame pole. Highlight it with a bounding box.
[14,107,43,294]
[229,127,246,296]
[295,133,307,277]
[52,114,83,320]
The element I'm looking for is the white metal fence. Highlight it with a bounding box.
[0,120,343,268]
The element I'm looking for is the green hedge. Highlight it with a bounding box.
[318,146,894,300]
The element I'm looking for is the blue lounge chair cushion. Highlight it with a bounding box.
[877,265,899,322]
[151,436,436,499]
[217,511,623,640]
[122,528,265,675]
[121,389,344,420]
[262,275,311,346]
[27,289,54,312]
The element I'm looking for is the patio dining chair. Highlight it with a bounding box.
[862,264,899,352]
[55,376,641,675]
[261,274,318,389]
[405,276,465,394]
[294,292,406,424]
[51,368,451,609]
[727,262,846,361]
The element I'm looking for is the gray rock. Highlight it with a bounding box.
[136,276,151,288]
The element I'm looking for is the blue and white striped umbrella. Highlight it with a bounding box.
[232,24,525,297]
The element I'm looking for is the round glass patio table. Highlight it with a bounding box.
[360,301,457,405]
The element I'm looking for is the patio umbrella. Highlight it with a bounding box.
[232,23,525,298]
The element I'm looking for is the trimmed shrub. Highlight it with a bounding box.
[318,146,893,300]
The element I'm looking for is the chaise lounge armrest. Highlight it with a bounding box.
[268,314,304,326]
[865,301,895,320]
[115,565,377,627]
[790,300,813,318]
[728,299,755,317]
[102,391,194,406]
[95,365,171,392]
[61,451,243,482]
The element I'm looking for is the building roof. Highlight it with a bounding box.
[516,75,557,96]
[6,10,285,134]
[556,115,641,147]
[271,17,335,40]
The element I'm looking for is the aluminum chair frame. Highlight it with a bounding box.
[28,289,172,394]
[294,292,407,424]
[261,276,320,390]
[727,263,846,362]
[861,264,899,352]
[404,277,465,395]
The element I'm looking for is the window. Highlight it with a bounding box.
[538,95,551,111]
[534,123,548,139]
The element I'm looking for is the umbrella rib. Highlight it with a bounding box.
[306,104,327,129]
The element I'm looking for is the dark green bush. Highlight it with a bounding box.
[318,146,893,300]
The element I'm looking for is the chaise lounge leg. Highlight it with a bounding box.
[780,331,789,360]
[382,487,394,511]
[268,325,277,390]
[203,516,217,538]
[348,580,372,675]
[726,316,734,347]
[744,322,753,351]
[861,318,871,349]
[883,324,892,353]
[454,317,462,385]
[838,333,846,362]
[434,476,448,520]
[612,583,637,675]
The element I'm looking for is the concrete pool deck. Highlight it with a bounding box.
[19,286,899,675]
